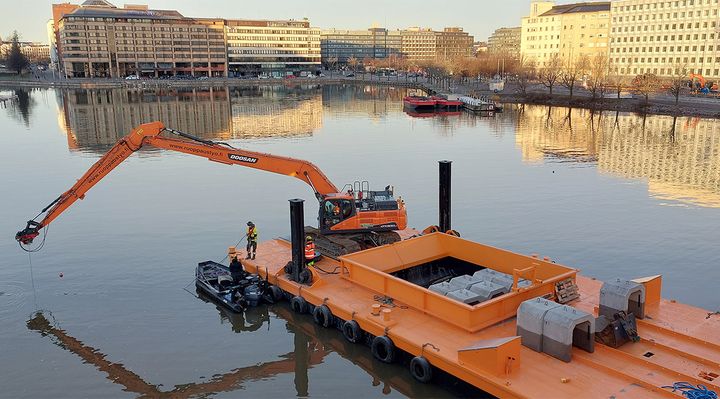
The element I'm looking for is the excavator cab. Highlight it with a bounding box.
[318,181,405,235]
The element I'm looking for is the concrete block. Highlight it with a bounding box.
[542,305,595,362]
[516,297,562,352]
[599,279,646,319]
[449,274,482,290]
[447,288,483,304]
[469,280,508,302]
[428,281,454,295]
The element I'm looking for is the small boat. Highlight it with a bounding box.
[430,95,463,109]
[403,95,437,110]
[195,261,282,312]
[459,96,496,113]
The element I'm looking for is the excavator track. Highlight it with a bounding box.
[304,227,401,259]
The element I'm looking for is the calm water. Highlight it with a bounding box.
[1,84,719,398]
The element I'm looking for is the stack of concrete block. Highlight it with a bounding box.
[469,280,508,302]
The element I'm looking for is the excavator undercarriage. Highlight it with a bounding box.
[304,227,401,259]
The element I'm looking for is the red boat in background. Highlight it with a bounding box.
[431,96,463,109]
[403,96,437,110]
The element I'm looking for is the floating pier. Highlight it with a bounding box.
[233,161,720,398]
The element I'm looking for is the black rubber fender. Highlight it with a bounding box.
[267,285,284,303]
[290,296,308,314]
[299,269,312,284]
[312,304,332,328]
[371,335,396,363]
[342,320,363,343]
[410,356,433,383]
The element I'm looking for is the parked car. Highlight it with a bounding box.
[125,75,139,80]
[198,76,209,80]
[345,73,355,77]
[285,74,297,79]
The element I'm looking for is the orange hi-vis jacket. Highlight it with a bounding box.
[305,242,316,260]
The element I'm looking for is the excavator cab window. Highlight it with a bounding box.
[321,198,355,228]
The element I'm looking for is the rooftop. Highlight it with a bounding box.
[540,2,610,16]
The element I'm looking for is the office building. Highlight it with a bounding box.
[609,0,720,79]
[320,28,402,65]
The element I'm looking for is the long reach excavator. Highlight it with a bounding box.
[16,121,407,257]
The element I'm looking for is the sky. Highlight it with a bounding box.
[1,0,531,43]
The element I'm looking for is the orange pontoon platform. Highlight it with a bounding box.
[238,232,720,398]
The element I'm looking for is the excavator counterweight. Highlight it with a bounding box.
[16,122,407,256]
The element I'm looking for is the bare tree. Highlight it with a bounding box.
[325,56,338,76]
[347,56,359,72]
[560,55,589,99]
[667,62,688,105]
[607,57,634,99]
[516,57,536,96]
[538,54,563,95]
[587,53,609,100]
[633,73,660,104]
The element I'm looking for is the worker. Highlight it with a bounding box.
[304,235,316,266]
[324,200,334,216]
[229,252,245,284]
[246,221,258,260]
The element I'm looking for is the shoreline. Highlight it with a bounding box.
[498,92,720,119]
[2,77,718,119]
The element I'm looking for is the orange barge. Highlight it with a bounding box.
[234,163,720,399]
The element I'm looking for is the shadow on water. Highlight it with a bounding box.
[27,296,490,398]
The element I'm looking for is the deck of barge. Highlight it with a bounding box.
[239,234,720,399]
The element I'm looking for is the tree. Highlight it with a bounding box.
[607,57,633,99]
[539,54,563,95]
[347,56,358,72]
[326,56,338,73]
[7,31,29,75]
[560,55,589,99]
[516,57,536,96]
[633,73,660,104]
[587,53,609,100]
[667,62,688,105]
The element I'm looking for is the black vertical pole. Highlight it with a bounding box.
[289,199,305,282]
[439,160,452,233]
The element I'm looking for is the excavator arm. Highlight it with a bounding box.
[16,121,340,246]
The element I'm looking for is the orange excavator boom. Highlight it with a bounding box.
[16,121,397,247]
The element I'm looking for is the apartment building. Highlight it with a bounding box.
[52,1,321,78]
[487,27,521,59]
[400,27,473,62]
[521,1,610,67]
[53,1,227,78]
[609,0,720,79]
[320,28,402,65]
[225,19,320,76]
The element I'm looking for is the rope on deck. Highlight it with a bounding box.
[661,382,717,399]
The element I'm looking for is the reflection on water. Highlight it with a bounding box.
[513,105,720,207]
[55,87,720,208]
[57,85,414,150]
[28,301,473,398]
[3,88,37,127]
[230,85,322,138]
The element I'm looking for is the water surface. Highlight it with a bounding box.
[1,84,718,398]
